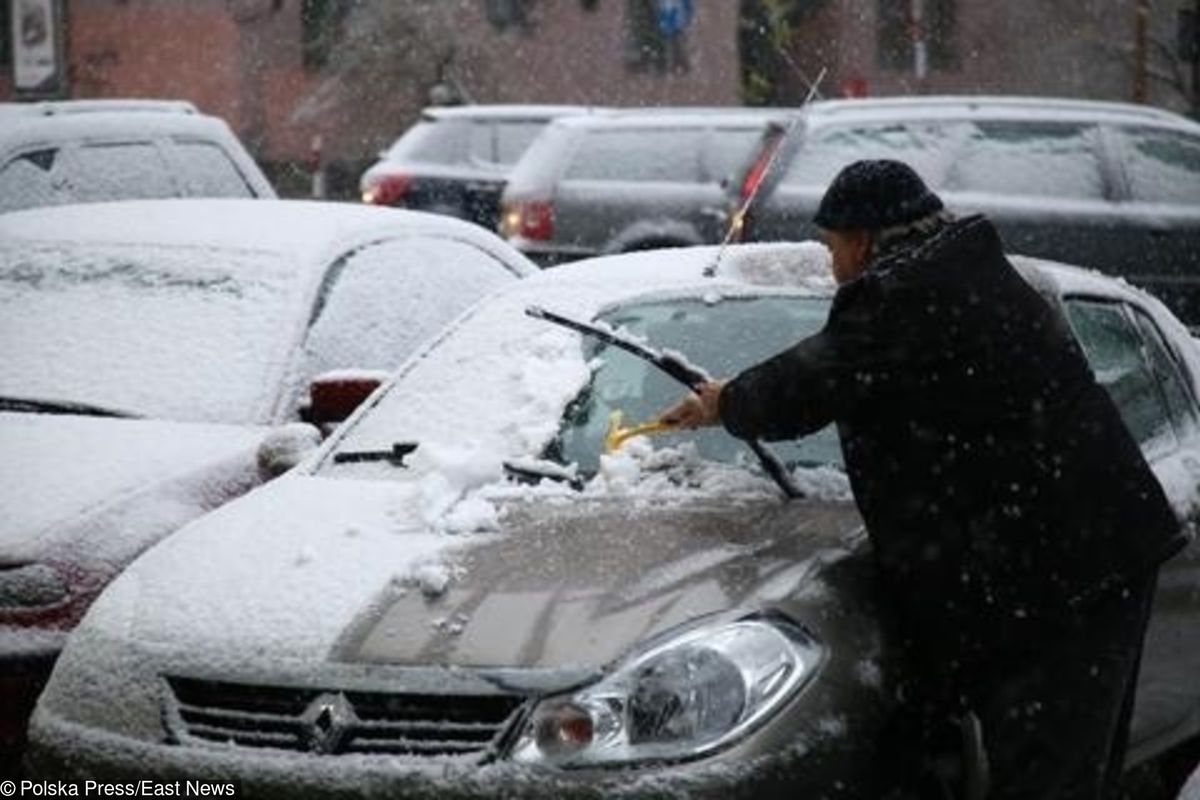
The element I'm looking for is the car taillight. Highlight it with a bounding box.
[501,200,555,241]
[363,174,412,206]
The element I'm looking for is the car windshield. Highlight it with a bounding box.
[552,295,842,476]
[0,241,296,423]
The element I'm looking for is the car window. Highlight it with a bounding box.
[0,148,64,212]
[1130,307,1200,440]
[495,121,549,165]
[1065,298,1180,455]
[170,139,256,197]
[553,295,841,476]
[704,126,771,183]
[1115,126,1200,204]
[782,122,965,188]
[72,141,178,202]
[383,119,470,165]
[563,128,705,182]
[943,121,1105,199]
[302,237,516,381]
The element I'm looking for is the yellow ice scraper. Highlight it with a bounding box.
[604,410,677,454]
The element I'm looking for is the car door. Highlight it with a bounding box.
[1062,295,1200,762]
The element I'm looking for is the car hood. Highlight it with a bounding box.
[91,473,865,676]
[0,412,269,561]
[340,497,867,671]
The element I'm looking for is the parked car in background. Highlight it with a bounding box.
[0,199,534,770]
[360,105,596,231]
[499,108,788,266]
[27,242,1200,796]
[0,99,276,214]
[728,95,1200,326]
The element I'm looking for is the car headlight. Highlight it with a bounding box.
[509,616,824,768]
[0,562,69,609]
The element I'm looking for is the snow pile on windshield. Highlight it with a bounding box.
[587,438,850,502]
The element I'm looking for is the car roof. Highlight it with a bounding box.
[421,104,602,122]
[0,198,537,279]
[801,95,1200,133]
[0,98,200,117]
[549,107,790,131]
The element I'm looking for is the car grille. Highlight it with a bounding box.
[164,675,528,760]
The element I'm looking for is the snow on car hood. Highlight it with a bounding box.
[0,412,269,560]
[77,462,862,677]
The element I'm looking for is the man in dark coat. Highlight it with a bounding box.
[660,160,1186,799]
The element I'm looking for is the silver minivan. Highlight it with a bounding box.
[500,109,786,266]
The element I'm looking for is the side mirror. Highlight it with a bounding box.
[303,370,390,426]
[256,423,322,479]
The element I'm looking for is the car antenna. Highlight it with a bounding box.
[525,305,803,500]
[703,66,827,279]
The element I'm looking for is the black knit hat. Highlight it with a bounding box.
[813,159,943,231]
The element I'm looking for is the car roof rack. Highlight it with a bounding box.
[2,99,200,117]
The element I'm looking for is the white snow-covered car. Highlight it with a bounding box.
[26,244,1200,795]
[0,199,534,768]
[0,99,277,214]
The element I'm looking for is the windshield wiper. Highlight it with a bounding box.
[525,305,803,500]
[0,396,137,418]
[333,442,418,467]
[503,459,585,491]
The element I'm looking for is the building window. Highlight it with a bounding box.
[625,0,692,74]
[301,0,350,68]
[485,0,534,31]
[877,0,958,73]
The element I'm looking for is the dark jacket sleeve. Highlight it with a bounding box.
[719,278,889,442]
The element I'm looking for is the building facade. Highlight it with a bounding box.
[3,0,1196,198]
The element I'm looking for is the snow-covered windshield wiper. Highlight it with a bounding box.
[503,458,585,491]
[0,395,137,418]
[332,442,418,467]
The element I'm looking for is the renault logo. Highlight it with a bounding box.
[301,692,356,754]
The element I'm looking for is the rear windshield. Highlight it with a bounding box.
[384,120,471,165]
[384,118,548,167]
[564,128,706,182]
[0,242,295,423]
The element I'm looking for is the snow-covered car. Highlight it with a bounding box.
[0,99,277,214]
[26,244,1200,795]
[0,199,534,769]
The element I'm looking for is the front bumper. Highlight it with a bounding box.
[27,708,866,799]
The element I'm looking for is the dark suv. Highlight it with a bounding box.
[499,108,787,266]
[359,105,594,230]
[731,96,1200,325]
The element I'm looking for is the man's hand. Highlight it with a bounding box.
[657,380,726,430]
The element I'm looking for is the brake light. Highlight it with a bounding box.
[363,174,412,206]
[501,200,555,241]
[740,134,783,205]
